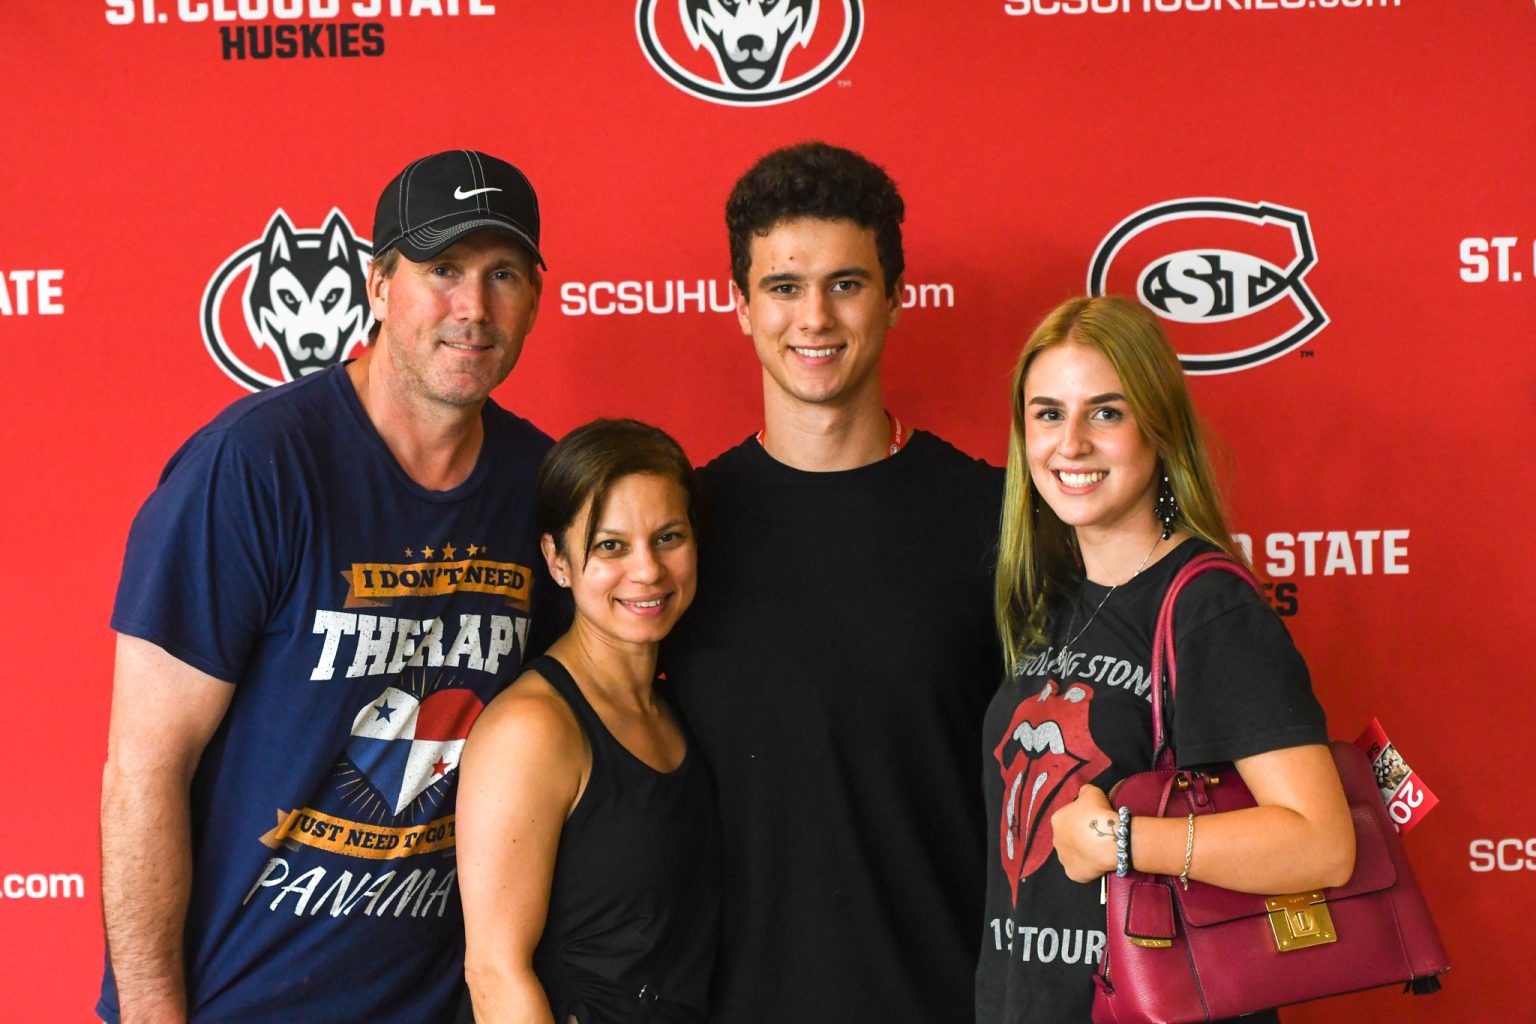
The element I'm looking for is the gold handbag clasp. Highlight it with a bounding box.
[1265,891,1337,952]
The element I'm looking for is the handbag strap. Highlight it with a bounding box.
[1149,551,1262,769]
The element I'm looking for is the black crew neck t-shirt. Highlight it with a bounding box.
[664,431,1004,1024]
[976,538,1327,1023]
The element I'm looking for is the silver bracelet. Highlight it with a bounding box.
[1115,805,1132,877]
[1179,812,1195,890]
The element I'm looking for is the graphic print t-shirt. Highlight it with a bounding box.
[100,366,551,1024]
[975,539,1327,1024]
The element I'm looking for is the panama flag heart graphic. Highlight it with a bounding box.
[345,687,485,814]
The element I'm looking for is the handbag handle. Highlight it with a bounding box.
[1150,552,1262,770]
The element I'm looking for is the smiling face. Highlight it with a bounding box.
[736,216,901,414]
[366,231,541,409]
[544,473,697,652]
[1022,343,1160,545]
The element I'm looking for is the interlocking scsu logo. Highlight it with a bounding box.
[201,209,374,391]
[1088,198,1327,374]
[636,0,863,106]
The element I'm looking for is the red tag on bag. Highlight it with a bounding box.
[1354,718,1439,834]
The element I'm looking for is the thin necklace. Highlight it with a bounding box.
[1055,534,1163,666]
[756,411,906,458]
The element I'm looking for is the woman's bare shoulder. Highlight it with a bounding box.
[467,667,585,766]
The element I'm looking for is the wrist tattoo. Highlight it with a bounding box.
[1089,819,1115,840]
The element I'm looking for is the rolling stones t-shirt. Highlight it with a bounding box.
[975,539,1327,1023]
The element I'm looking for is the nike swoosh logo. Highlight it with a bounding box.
[453,186,502,200]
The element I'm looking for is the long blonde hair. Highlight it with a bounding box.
[994,296,1247,675]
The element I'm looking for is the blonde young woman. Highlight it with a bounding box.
[458,419,718,1024]
[976,297,1355,1023]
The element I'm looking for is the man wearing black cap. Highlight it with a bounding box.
[98,150,552,1024]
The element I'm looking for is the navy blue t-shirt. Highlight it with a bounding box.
[99,366,551,1023]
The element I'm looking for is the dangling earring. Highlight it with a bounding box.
[1155,474,1179,540]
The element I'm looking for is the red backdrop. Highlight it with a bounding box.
[3,2,1533,1020]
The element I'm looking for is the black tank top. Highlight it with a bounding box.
[527,655,721,1024]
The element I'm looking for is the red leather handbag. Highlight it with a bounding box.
[1091,552,1449,1024]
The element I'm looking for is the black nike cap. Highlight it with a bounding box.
[372,150,545,268]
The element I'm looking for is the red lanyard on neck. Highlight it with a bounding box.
[756,412,907,459]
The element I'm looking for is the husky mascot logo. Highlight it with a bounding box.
[637,0,862,106]
[1088,198,1327,374]
[202,209,374,391]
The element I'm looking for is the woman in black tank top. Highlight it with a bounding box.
[459,420,720,1024]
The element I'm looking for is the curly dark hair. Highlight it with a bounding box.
[726,141,905,297]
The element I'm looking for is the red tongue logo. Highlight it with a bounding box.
[993,680,1111,904]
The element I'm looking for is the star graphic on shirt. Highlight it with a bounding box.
[466,543,480,557]
[373,700,397,722]
[422,545,436,559]
[431,758,451,777]
[441,542,457,560]
[404,548,414,559]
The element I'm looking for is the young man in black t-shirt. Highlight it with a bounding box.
[664,142,1003,1024]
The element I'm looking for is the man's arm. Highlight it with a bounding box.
[101,634,235,1024]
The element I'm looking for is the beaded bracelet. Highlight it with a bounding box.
[1114,805,1132,877]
